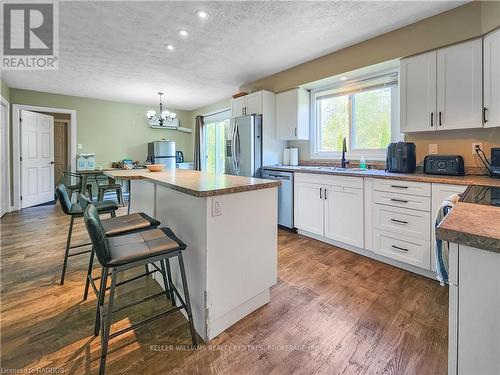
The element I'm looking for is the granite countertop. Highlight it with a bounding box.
[436,202,500,253]
[263,165,500,187]
[105,169,280,197]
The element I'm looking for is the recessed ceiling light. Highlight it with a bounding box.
[196,10,209,19]
[179,29,189,37]
[166,44,175,51]
[340,76,348,81]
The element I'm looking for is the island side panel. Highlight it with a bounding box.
[129,179,155,217]
[153,184,209,341]
[206,187,278,339]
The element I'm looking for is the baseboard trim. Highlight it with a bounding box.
[297,229,437,280]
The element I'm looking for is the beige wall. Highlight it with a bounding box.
[241,1,500,167]
[9,89,193,166]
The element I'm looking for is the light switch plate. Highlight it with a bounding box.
[429,144,438,154]
[77,144,83,150]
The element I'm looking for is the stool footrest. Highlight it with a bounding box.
[89,269,158,299]
[111,291,167,314]
[69,248,92,257]
[108,306,183,340]
[69,242,92,250]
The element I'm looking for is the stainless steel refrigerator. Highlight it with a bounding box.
[225,114,262,177]
[147,141,176,169]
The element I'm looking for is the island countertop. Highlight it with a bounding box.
[104,168,280,197]
[436,202,500,253]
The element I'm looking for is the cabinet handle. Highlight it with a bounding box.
[438,111,442,126]
[390,198,408,203]
[294,128,297,137]
[324,189,327,200]
[390,218,408,225]
[483,107,488,123]
[430,112,434,127]
[392,245,409,252]
[390,185,408,189]
[319,188,322,199]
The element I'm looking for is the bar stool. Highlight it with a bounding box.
[96,176,124,206]
[61,172,93,201]
[83,204,197,375]
[78,194,160,300]
[55,184,118,285]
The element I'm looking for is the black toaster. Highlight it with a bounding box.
[423,155,465,176]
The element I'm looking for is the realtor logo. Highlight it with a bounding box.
[2,1,59,70]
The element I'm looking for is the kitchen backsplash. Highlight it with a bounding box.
[289,127,500,169]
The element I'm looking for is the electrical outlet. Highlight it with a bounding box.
[472,143,482,154]
[77,144,83,150]
[212,199,222,217]
[429,144,438,154]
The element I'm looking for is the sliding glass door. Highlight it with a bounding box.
[203,110,230,174]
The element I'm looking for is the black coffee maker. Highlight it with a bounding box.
[386,142,416,173]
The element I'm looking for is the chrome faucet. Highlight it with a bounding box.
[341,137,350,169]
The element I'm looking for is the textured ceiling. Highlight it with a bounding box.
[3,1,466,110]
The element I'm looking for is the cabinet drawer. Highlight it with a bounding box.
[373,179,431,197]
[373,204,430,241]
[373,229,431,269]
[374,190,431,212]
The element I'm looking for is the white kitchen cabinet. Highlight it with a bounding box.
[400,38,482,133]
[231,96,246,117]
[437,39,483,130]
[275,88,310,140]
[294,180,324,236]
[400,51,437,132]
[230,91,267,117]
[484,28,500,128]
[324,185,364,248]
[245,92,262,115]
[430,183,467,272]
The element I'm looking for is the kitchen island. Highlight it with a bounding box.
[105,169,280,341]
[436,199,500,375]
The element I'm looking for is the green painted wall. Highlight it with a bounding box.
[9,89,193,166]
[1,79,10,102]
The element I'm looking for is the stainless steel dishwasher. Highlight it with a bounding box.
[262,169,294,229]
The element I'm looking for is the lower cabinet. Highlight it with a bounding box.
[324,185,364,247]
[294,180,324,236]
[294,173,364,248]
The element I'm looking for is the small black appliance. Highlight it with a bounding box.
[492,147,500,178]
[175,151,184,163]
[386,142,416,173]
[423,155,465,176]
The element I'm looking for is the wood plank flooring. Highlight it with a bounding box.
[0,203,448,374]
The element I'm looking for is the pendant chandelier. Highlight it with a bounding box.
[146,92,177,127]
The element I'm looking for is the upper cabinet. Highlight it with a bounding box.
[400,39,483,132]
[275,88,310,140]
[400,51,437,132]
[436,39,482,130]
[484,28,500,128]
[230,91,265,117]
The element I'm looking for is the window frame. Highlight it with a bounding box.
[202,109,231,173]
[310,70,401,161]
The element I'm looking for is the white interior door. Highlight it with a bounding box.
[20,110,54,208]
[0,101,9,217]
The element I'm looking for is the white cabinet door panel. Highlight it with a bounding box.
[484,28,500,128]
[437,39,482,130]
[373,203,430,241]
[294,181,323,236]
[400,51,437,132]
[324,186,363,248]
[231,97,246,118]
[245,92,262,115]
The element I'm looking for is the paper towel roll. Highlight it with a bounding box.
[290,147,299,166]
[283,148,290,165]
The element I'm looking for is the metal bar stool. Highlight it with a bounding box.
[55,184,119,285]
[83,204,197,375]
[61,172,92,201]
[96,176,124,206]
[78,194,160,300]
